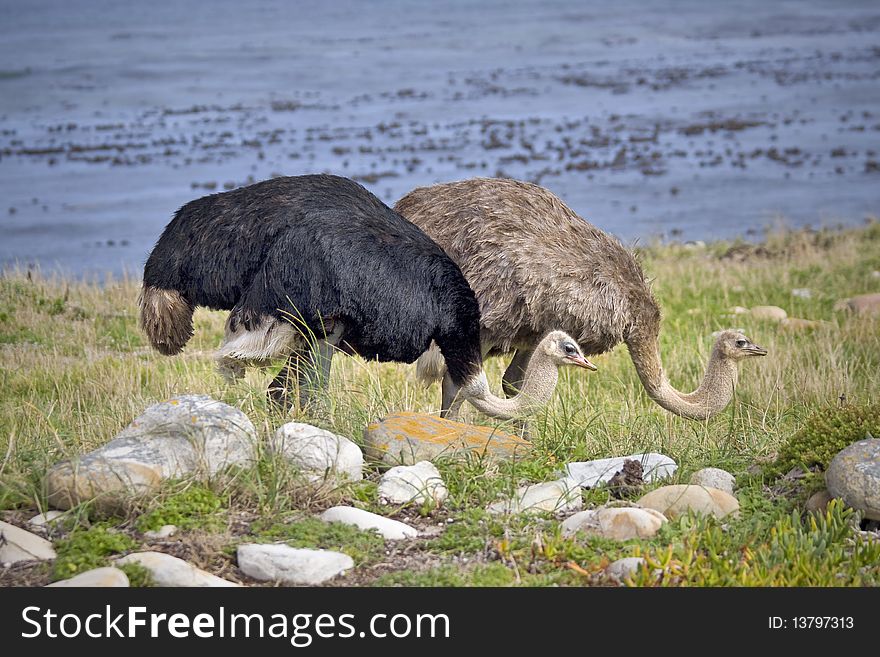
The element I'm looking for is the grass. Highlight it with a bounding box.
[1,221,879,586]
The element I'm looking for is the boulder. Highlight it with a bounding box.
[605,557,647,581]
[0,521,56,564]
[270,422,363,484]
[487,478,582,515]
[561,507,667,540]
[46,395,255,510]
[689,468,736,495]
[835,293,880,315]
[825,439,880,520]
[319,506,418,540]
[47,567,130,587]
[364,412,530,465]
[563,453,676,489]
[637,484,739,519]
[750,305,788,322]
[115,551,240,587]
[237,544,353,585]
[377,461,448,506]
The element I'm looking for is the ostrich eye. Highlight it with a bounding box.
[735,339,747,348]
[563,343,577,355]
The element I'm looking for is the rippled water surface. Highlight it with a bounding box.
[1,0,879,276]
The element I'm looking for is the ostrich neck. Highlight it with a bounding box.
[627,336,737,420]
[461,351,559,420]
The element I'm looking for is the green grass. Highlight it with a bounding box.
[51,523,137,581]
[134,484,226,533]
[1,222,879,586]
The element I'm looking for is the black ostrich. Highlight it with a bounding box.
[139,174,595,418]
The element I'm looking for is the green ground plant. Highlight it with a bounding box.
[1,222,878,586]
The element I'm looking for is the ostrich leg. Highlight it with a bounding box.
[268,326,342,411]
[501,348,533,398]
[440,372,465,421]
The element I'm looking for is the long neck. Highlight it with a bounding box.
[626,333,737,420]
[461,351,559,420]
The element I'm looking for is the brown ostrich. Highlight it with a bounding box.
[395,178,767,420]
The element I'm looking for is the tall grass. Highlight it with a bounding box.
[1,222,878,585]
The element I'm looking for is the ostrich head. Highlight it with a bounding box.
[540,330,598,370]
[713,330,768,360]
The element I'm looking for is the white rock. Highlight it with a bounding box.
[750,305,788,321]
[28,511,65,528]
[47,567,130,587]
[271,422,363,483]
[561,507,667,540]
[0,520,56,563]
[729,306,750,315]
[606,557,647,581]
[144,524,178,539]
[237,544,353,585]
[319,506,418,540]
[378,461,448,505]
[638,485,740,519]
[487,477,582,515]
[562,453,677,489]
[46,395,257,509]
[689,468,736,495]
[791,288,813,298]
[115,551,239,587]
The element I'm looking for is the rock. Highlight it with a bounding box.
[825,439,880,520]
[487,477,582,515]
[805,489,833,514]
[637,484,739,519]
[47,567,130,587]
[729,306,750,315]
[561,507,667,540]
[0,521,56,563]
[28,511,65,528]
[689,468,736,495]
[46,395,256,510]
[319,506,418,540]
[835,293,880,315]
[364,412,531,465]
[750,305,788,321]
[872,271,880,279]
[606,557,647,581]
[781,317,832,331]
[115,551,240,587]
[237,544,353,585]
[563,453,677,489]
[378,461,448,506]
[144,524,177,539]
[271,422,363,484]
[791,288,813,299]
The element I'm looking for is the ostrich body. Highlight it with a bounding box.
[138,174,594,419]
[395,178,767,420]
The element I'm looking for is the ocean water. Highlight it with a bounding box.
[1,0,878,277]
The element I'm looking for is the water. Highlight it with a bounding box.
[1,0,878,277]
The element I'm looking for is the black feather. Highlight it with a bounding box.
[143,174,482,385]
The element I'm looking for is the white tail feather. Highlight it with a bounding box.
[415,340,447,384]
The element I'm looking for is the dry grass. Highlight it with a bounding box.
[1,221,879,585]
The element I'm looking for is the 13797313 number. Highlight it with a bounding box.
[769,617,854,630]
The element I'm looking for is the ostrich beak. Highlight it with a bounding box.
[746,343,768,356]
[569,354,598,370]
